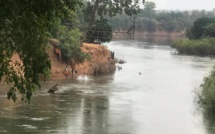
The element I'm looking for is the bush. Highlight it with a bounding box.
[171,37,215,56]
[59,28,82,62]
[197,67,215,114]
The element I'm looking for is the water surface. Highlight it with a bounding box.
[0,39,215,134]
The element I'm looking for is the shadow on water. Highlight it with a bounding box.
[81,96,110,134]
[136,36,183,45]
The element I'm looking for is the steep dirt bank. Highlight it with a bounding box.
[49,43,116,79]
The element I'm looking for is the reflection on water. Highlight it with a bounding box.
[0,39,215,134]
[136,36,182,45]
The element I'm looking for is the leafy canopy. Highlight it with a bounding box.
[84,0,145,25]
[82,0,145,43]
[86,19,112,43]
[188,17,215,39]
[0,0,81,102]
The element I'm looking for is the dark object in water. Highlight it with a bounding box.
[48,84,59,93]
[139,72,141,75]
[118,59,126,64]
[116,65,122,71]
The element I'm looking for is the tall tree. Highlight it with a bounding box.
[142,1,156,18]
[190,17,215,39]
[84,0,145,25]
[0,0,81,102]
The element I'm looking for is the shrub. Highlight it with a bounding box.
[197,67,215,114]
[171,37,215,56]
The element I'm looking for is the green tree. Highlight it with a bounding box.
[81,0,145,43]
[0,0,81,102]
[143,18,157,32]
[161,20,177,33]
[142,1,156,18]
[204,23,215,37]
[86,19,112,43]
[190,17,215,39]
[84,0,145,25]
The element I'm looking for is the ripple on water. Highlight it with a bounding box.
[56,99,66,102]
[30,117,50,121]
[19,124,38,129]
[0,129,7,133]
[3,107,12,111]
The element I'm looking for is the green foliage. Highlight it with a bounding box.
[83,0,145,25]
[0,0,81,102]
[186,27,194,39]
[196,67,215,114]
[86,19,112,43]
[204,23,215,37]
[55,25,91,75]
[58,28,90,64]
[142,1,156,18]
[80,0,145,43]
[143,18,157,32]
[172,17,215,56]
[160,20,175,33]
[190,17,215,39]
[60,29,81,62]
[171,38,215,56]
[108,4,215,33]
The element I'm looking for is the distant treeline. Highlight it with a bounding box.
[108,2,215,33]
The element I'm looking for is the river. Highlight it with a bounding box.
[1,39,215,134]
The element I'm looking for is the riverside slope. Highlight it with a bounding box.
[50,43,116,79]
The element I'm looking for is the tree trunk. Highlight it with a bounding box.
[89,0,101,25]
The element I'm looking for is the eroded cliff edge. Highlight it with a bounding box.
[49,43,116,79]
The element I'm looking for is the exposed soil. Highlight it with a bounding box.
[49,43,116,79]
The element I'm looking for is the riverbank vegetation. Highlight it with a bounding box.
[196,68,215,114]
[172,17,215,56]
[172,38,215,56]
